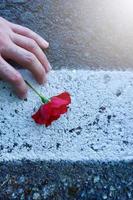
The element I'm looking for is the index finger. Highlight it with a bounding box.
[10,23,49,49]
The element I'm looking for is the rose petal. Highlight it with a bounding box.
[32,109,44,124]
[51,97,69,108]
[55,92,71,104]
[40,103,52,119]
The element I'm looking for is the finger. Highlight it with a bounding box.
[12,33,51,72]
[10,23,49,49]
[2,43,47,84]
[0,56,28,99]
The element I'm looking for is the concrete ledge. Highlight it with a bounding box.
[0,70,133,161]
[0,69,133,199]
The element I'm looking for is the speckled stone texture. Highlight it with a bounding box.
[0,160,133,200]
[0,70,133,199]
[1,0,133,69]
[1,70,133,161]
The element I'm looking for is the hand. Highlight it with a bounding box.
[0,17,51,99]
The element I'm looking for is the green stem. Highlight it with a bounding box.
[25,80,50,103]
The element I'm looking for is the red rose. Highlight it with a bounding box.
[32,92,71,127]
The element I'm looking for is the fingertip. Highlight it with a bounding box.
[16,84,28,100]
[48,63,52,71]
[20,93,27,100]
[42,74,47,85]
[16,91,27,100]
[42,41,49,49]
[45,41,49,48]
[41,77,47,85]
[37,74,47,85]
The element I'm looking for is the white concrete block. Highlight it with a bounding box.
[0,70,133,161]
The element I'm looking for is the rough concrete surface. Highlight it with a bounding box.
[1,0,133,69]
[0,70,133,199]
[0,70,133,161]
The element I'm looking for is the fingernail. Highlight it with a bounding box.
[40,76,47,85]
[42,79,47,85]
[48,63,52,70]
[45,41,49,48]
[21,93,27,99]
[19,88,28,99]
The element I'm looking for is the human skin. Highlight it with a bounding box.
[0,17,51,99]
